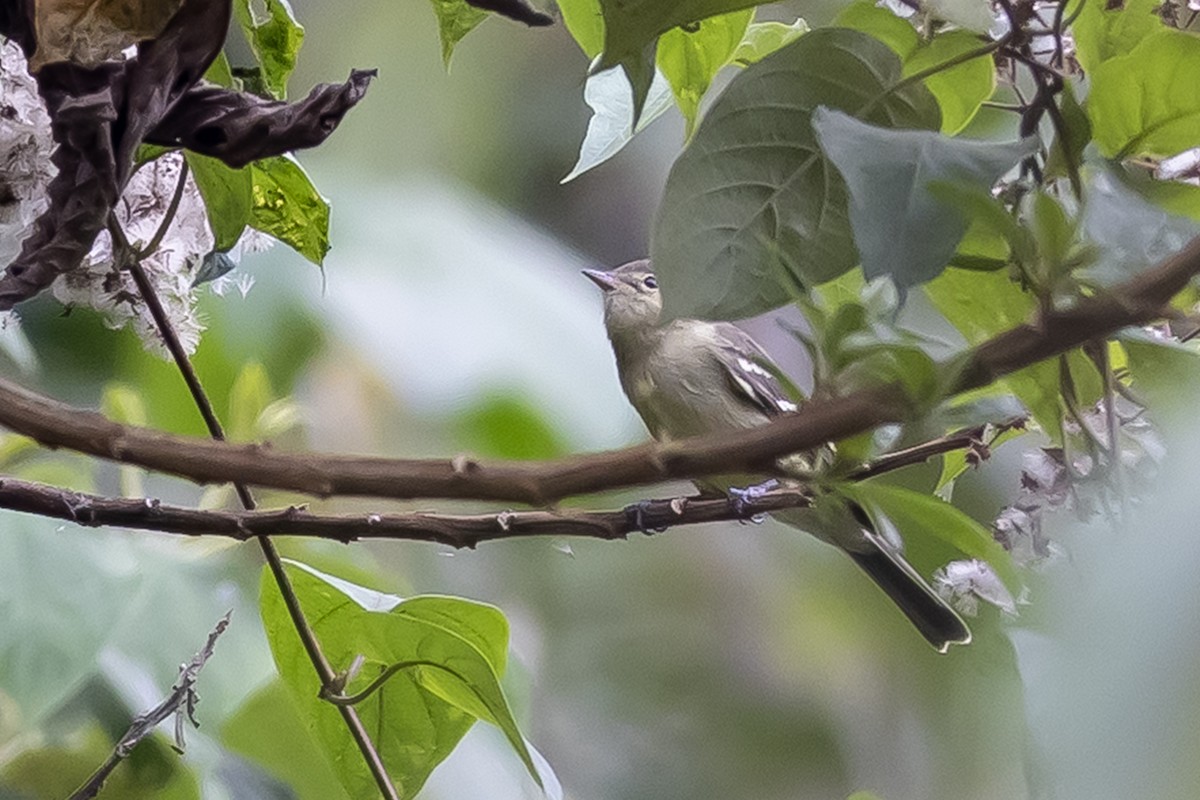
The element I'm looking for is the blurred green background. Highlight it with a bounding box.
[3,4,1200,800]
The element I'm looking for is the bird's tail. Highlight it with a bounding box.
[847,535,972,653]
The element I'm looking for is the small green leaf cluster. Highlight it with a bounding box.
[181,1,330,267]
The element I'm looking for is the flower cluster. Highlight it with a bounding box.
[0,40,55,267]
[0,41,270,357]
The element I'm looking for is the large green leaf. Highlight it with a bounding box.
[651,28,940,321]
[233,0,305,98]
[1069,0,1163,72]
[428,0,489,67]
[656,10,753,135]
[249,155,330,265]
[844,481,1020,593]
[186,153,252,252]
[260,561,544,800]
[836,3,996,134]
[812,108,1035,287]
[1088,29,1200,159]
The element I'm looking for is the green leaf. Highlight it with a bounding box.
[450,394,569,460]
[907,31,996,134]
[836,2,916,55]
[0,728,199,800]
[596,0,767,75]
[1045,80,1090,182]
[843,342,941,405]
[1120,330,1200,424]
[428,0,489,67]
[656,10,752,135]
[234,0,305,98]
[204,50,235,88]
[836,4,996,134]
[186,153,252,252]
[101,383,148,427]
[1088,29,1200,159]
[1123,171,1200,222]
[1069,0,1164,72]
[228,362,273,442]
[730,19,808,66]
[249,155,330,265]
[102,383,149,495]
[260,562,544,800]
[844,481,1020,592]
[1081,170,1200,285]
[931,182,1034,266]
[222,680,352,800]
[563,65,674,182]
[812,108,1036,288]
[1029,190,1075,277]
[651,28,939,321]
[924,267,1066,440]
[558,0,605,58]
[937,422,1024,490]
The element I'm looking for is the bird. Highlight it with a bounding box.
[584,258,971,652]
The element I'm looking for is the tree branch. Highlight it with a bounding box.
[0,420,1019,545]
[0,475,814,546]
[1,236,1198,505]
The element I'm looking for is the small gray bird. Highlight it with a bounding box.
[585,259,971,652]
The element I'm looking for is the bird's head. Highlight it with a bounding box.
[582,259,662,335]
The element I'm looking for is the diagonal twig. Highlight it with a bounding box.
[68,611,232,800]
[108,215,401,800]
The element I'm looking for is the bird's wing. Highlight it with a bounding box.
[710,322,800,419]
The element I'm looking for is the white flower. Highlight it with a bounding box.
[0,40,56,266]
[50,150,272,356]
[933,559,1019,617]
[3,40,274,357]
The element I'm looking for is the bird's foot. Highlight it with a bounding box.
[624,499,668,535]
[728,479,779,524]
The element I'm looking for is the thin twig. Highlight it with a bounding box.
[69,612,232,800]
[1044,93,1083,199]
[1059,354,1106,460]
[136,157,191,260]
[1098,342,1127,515]
[109,216,401,800]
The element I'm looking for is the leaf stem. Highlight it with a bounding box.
[866,36,1007,118]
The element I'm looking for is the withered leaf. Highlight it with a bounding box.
[464,0,553,26]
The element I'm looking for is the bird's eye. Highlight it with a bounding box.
[643,276,658,289]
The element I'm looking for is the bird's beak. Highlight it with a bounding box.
[582,268,618,292]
